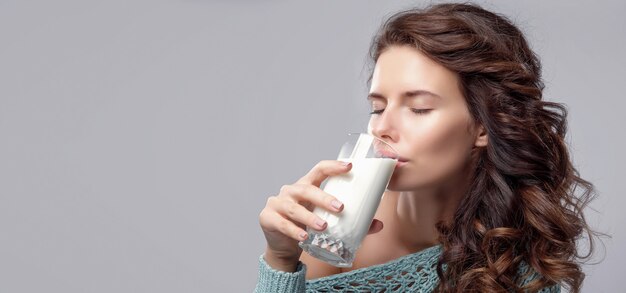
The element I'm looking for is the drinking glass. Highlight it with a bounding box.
[298,132,398,267]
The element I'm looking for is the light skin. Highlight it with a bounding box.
[258,44,488,276]
[366,45,487,249]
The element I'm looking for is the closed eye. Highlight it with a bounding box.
[369,109,432,115]
[411,109,432,115]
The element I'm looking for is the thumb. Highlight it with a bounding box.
[367,219,384,235]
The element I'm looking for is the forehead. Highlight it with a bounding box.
[370,45,462,101]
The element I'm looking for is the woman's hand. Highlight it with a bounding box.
[258,160,352,272]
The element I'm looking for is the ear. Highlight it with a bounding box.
[473,123,488,147]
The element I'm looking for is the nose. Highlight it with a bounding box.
[367,108,398,144]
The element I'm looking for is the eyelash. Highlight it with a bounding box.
[369,109,432,115]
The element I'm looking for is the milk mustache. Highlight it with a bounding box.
[298,133,398,267]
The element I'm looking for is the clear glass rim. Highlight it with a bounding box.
[346,132,399,159]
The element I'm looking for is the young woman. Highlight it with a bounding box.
[256,3,597,292]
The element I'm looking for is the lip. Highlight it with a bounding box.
[377,150,409,163]
[395,160,408,168]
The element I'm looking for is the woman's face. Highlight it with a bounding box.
[367,45,486,191]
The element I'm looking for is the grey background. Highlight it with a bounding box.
[0,0,623,292]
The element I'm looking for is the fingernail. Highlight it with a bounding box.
[300,232,308,240]
[343,162,352,167]
[331,200,343,210]
[315,219,327,229]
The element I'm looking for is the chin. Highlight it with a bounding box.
[387,170,434,191]
[386,175,417,191]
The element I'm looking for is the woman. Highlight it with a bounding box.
[255,3,597,292]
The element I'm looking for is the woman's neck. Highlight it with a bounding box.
[393,169,472,251]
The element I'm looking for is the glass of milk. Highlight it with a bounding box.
[298,132,398,267]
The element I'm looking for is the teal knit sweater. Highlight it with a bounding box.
[254,244,560,292]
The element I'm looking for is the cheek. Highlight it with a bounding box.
[420,118,471,156]
[406,113,474,185]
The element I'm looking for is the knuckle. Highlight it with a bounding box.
[285,201,296,218]
[258,209,268,225]
[319,160,332,169]
[294,184,316,204]
[294,183,311,197]
[278,219,290,234]
[279,184,290,194]
[292,183,306,195]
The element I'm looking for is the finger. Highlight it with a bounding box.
[275,198,329,232]
[296,160,352,187]
[278,183,344,213]
[367,219,384,235]
[266,210,310,242]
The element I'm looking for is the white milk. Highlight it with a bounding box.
[314,157,397,240]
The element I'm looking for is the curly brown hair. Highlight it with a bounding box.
[366,3,601,292]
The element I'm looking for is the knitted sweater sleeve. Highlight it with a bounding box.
[254,253,307,293]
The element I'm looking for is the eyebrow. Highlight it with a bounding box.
[367,90,442,101]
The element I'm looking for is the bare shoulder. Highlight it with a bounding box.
[299,252,341,280]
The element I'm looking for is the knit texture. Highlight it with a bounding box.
[254,244,561,292]
[255,257,307,292]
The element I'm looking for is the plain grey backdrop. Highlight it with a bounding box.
[1,0,624,292]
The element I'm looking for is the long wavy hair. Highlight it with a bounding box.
[366,3,601,292]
